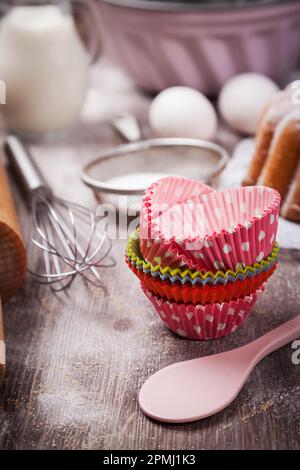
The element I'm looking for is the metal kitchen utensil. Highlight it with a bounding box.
[81,114,229,197]
[4,135,115,292]
[139,314,300,423]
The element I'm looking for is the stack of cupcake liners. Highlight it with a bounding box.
[126,177,281,340]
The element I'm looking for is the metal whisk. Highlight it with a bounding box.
[4,136,115,292]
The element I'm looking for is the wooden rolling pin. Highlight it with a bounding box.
[0,160,27,383]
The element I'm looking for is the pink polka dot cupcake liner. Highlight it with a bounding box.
[140,177,280,272]
[142,284,264,340]
[140,176,214,270]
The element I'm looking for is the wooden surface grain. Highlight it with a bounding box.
[0,59,299,450]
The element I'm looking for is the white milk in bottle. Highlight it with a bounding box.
[0,4,90,134]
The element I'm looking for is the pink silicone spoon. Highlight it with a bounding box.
[139,315,300,423]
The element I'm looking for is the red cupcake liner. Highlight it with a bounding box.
[128,260,276,304]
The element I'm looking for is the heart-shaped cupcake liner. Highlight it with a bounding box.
[129,261,276,305]
[140,177,280,272]
[126,230,279,286]
[140,176,214,270]
[142,284,264,340]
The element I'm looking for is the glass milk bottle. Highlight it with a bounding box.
[0,0,100,136]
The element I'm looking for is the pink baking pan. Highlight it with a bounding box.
[97,0,300,95]
[140,177,280,272]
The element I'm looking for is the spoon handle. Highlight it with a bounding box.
[245,314,300,365]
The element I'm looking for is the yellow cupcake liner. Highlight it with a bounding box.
[126,229,279,282]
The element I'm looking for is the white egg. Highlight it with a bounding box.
[219,73,279,135]
[149,86,217,140]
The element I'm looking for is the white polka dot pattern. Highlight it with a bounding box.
[140,178,280,272]
[143,285,264,340]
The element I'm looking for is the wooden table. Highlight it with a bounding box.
[0,59,299,451]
